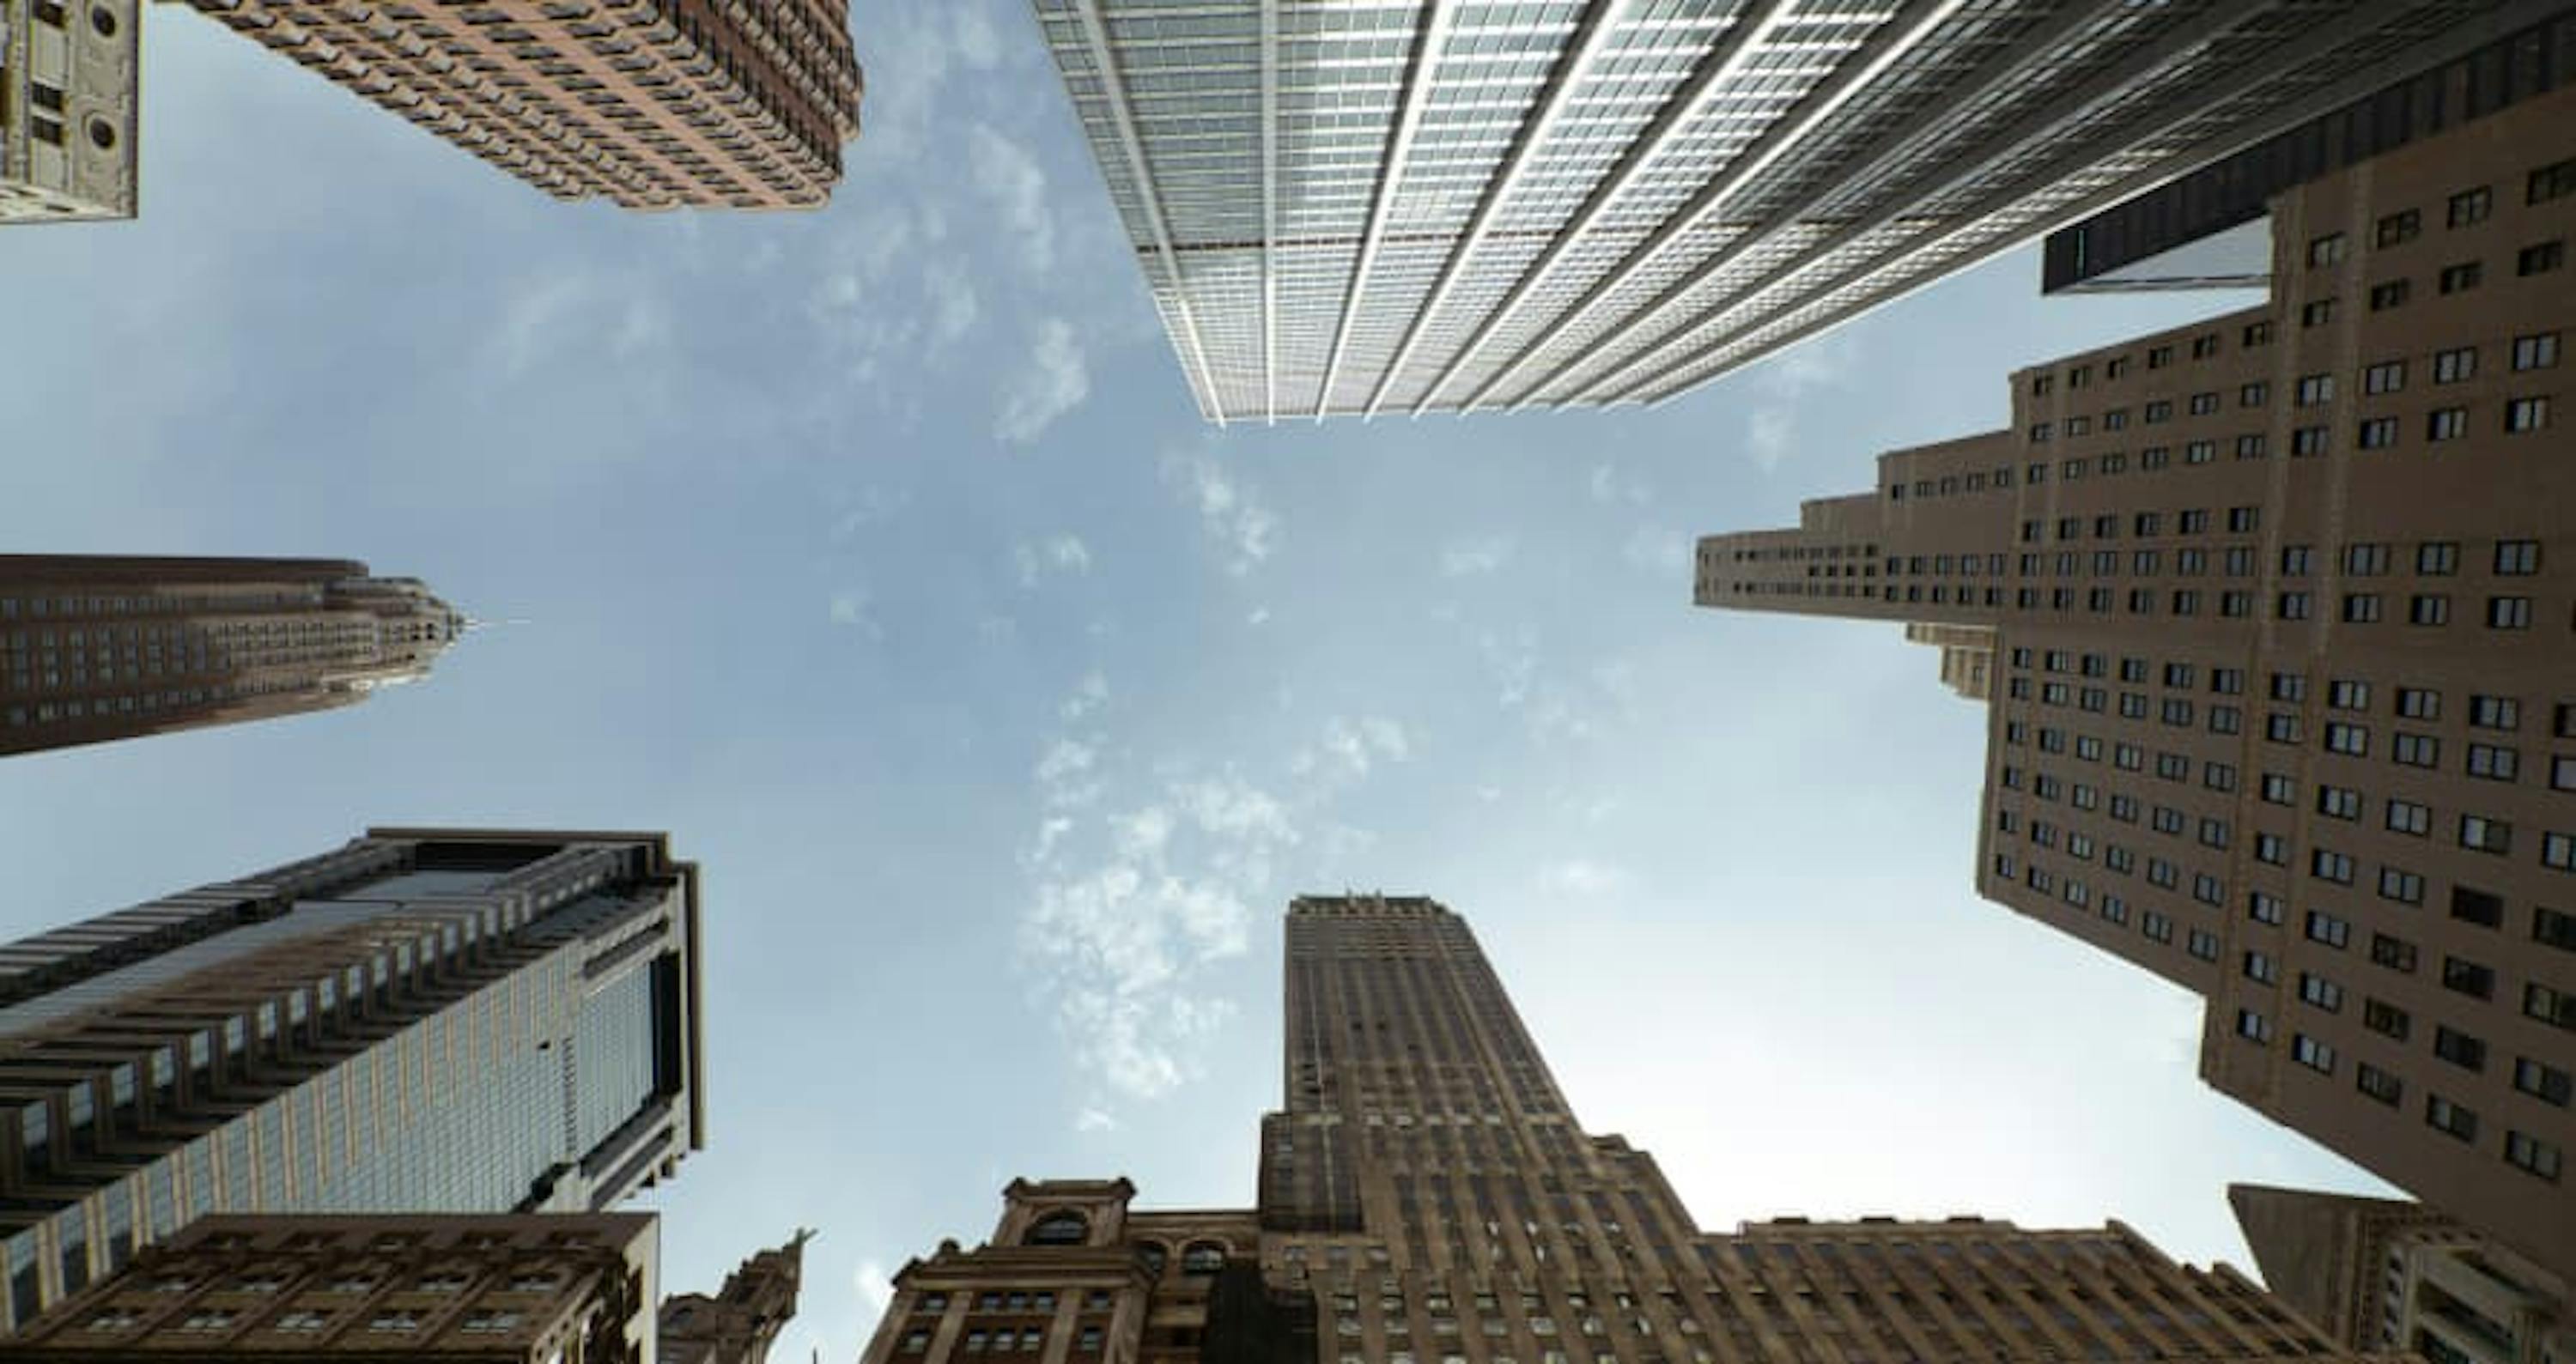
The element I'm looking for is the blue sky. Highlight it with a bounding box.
[0,1,2399,1357]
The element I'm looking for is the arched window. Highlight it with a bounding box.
[1135,1242,1169,1276]
[1180,1241,1227,1275]
[1027,1211,1090,1247]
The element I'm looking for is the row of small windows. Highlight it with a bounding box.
[2302,158,2576,274]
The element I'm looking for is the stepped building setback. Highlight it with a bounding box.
[0,827,706,1333]
[1694,88,2575,1286]
[857,895,2401,1364]
[0,556,464,758]
[176,0,864,210]
[1030,0,2553,423]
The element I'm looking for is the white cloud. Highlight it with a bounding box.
[924,259,981,349]
[968,124,1056,273]
[1059,671,1109,722]
[495,270,671,379]
[827,587,881,638]
[1620,524,1692,576]
[1074,1106,1119,1132]
[1589,463,1653,506]
[1016,533,1095,587]
[854,1260,892,1324]
[996,319,1091,444]
[1543,859,1631,897]
[1035,739,1098,795]
[1162,450,1278,575]
[1295,716,1411,781]
[1439,537,1511,577]
[1740,329,1861,470]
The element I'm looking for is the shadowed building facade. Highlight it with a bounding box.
[0,556,464,758]
[0,828,706,1335]
[858,895,2398,1364]
[1693,89,2574,1285]
[0,1213,811,1361]
[173,0,863,210]
[1030,0,2549,423]
[2227,1185,2573,1364]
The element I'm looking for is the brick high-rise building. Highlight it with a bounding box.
[1029,0,2551,424]
[0,827,706,1333]
[2227,1185,2573,1364]
[858,894,2396,1364]
[1693,88,2574,1285]
[175,0,863,211]
[0,1212,811,1361]
[0,556,464,758]
[0,0,138,224]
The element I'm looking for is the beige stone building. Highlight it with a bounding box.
[858,895,2404,1364]
[2230,1185,2572,1364]
[173,0,863,210]
[0,556,465,758]
[1695,87,2574,1287]
[0,0,138,222]
[0,1212,808,1361]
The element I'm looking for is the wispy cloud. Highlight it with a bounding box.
[827,587,881,638]
[495,269,671,379]
[1162,450,1278,575]
[853,1260,892,1324]
[1020,684,1402,1117]
[996,318,1091,444]
[1741,329,1861,470]
[1293,716,1410,781]
[1620,524,1692,577]
[1015,533,1095,587]
[968,124,1056,273]
[1542,859,1631,897]
[1439,537,1511,577]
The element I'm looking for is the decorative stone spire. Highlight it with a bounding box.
[659,1229,816,1364]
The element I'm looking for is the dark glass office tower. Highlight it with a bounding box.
[0,828,703,1333]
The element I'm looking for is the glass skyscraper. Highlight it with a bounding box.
[1032,0,2526,423]
[0,827,703,1332]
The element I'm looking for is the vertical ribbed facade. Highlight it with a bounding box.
[1030,0,2533,423]
[857,895,2401,1364]
[0,828,704,1334]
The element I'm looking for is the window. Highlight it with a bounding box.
[2538,906,2576,951]
[2513,1055,2572,1106]
[2234,1009,2273,1043]
[2434,347,2477,383]
[2449,185,2494,225]
[2291,1034,2336,1074]
[2364,998,2411,1040]
[2292,425,2330,457]
[2299,973,2343,1011]
[2398,688,2441,719]
[2434,1026,2488,1072]
[2409,595,2451,627]
[2249,891,2285,924]
[2518,240,2566,276]
[2426,1094,2479,1143]
[2394,732,2440,767]
[2295,373,2334,406]
[2385,799,2429,836]
[2357,1063,2403,1106]
[461,1310,524,1334]
[2301,299,2336,328]
[2369,279,2409,311]
[2512,331,2561,370]
[2380,868,2425,905]
[2357,416,2397,449]
[2505,397,2550,433]
[2439,261,2482,294]
[2243,950,2280,984]
[2468,743,2520,781]
[2427,407,2468,441]
[2533,158,2576,203]
[1028,1211,1090,1246]
[2362,361,2405,394]
[2443,955,2497,999]
[2375,209,2421,247]
[2373,933,2421,973]
[2317,785,2362,820]
[2306,910,2350,948]
[2488,597,2533,629]
[2506,1131,2564,1182]
[2324,723,2369,756]
[1181,1242,1228,1275]
[2342,593,2382,623]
